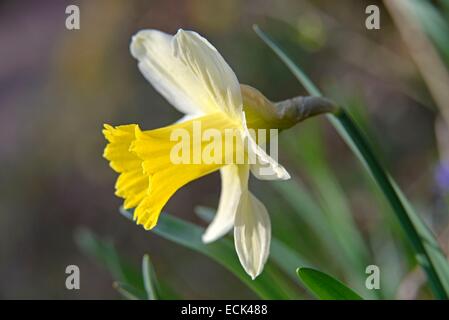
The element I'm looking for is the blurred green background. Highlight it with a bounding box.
[1,0,448,299]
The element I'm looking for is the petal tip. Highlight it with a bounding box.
[130,31,148,60]
[201,234,210,244]
[246,267,261,280]
[280,169,291,180]
[175,28,186,35]
[201,232,215,244]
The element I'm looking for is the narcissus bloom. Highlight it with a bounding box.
[103,29,290,279]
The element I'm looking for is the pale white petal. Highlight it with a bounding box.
[234,191,271,280]
[202,164,249,243]
[246,131,290,180]
[130,29,242,119]
[250,161,290,180]
[130,30,203,115]
[173,29,242,119]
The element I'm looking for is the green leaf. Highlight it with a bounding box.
[113,282,146,300]
[271,174,369,282]
[121,208,296,299]
[296,268,363,300]
[254,25,449,299]
[142,254,158,300]
[75,227,177,299]
[406,0,449,64]
[253,25,320,96]
[74,228,143,291]
[270,238,312,280]
[281,124,375,296]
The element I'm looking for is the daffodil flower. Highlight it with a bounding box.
[103,29,291,279]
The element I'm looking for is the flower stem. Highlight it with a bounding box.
[274,96,339,123]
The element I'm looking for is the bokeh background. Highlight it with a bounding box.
[1,0,448,299]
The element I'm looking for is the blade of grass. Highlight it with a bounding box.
[113,282,146,300]
[270,179,356,268]
[406,0,449,64]
[75,227,177,299]
[121,208,297,299]
[142,254,158,300]
[384,0,449,129]
[270,238,312,280]
[332,90,410,299]
[281,124,370,276]
[74,228,144,292]
[296,267,363,300]
[254,25,449,299]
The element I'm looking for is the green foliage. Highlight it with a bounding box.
[113,282,145,300]
[75,228,174,300]
[75,228,144,292]
[407,0,449,64]
[296,268,363,300]
[130,209,301,300]
[142,254,158,300]
[254,25,449,299]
